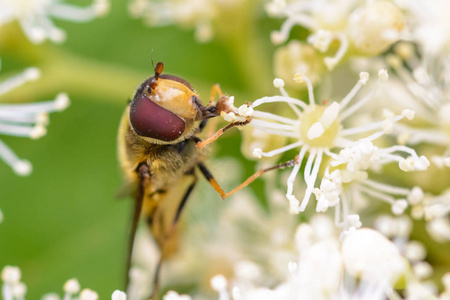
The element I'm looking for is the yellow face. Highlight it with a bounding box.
[129,73,202,144]
[144,78,199,120]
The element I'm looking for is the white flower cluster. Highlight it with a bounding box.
[1,0,449,299]
[387,43,450,170]
[0,0,110,44]
[0,0,111,177]
[378,1,450,242]
[165,216,450,300]
[1,267,127,300]
[223,70,429,236]
[163,291,192,300]
[0,63,70,176]
[374,214,450,298]
[128,0,239,43]
[0,0,96,180]
[408,189,450,243]
[1,266,25,300]
[155,1,450,298]
[266,0,405,70]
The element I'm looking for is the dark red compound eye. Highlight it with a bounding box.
[129,94,185,142]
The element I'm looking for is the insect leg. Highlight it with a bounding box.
[197,84,225,136]
[172,176,197,226]
[198,156,299,199]
[208,84,223,106]
[196,85,230,134]
[198,119,209,133]
[196,117,251,149]
[149,175,198,300]
[149,260,162,300]
[125,163,150,288]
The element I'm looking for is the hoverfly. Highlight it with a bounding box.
[118,62,297,299]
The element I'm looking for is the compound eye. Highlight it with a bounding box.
[129,94,185,142]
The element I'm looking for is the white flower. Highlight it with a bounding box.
[197,221,450,300]
[11,282,27,299]
[79,289,98,300]
[342,228,406,282]
[374,215,412,239]
[1,266,21,284]
[404,241,427,262]
[231,217,345,300]
[63,278,80,295]
[0,65,70,175]
[237,71,427,215]
[408,187,424,205]
[413,262,433,280]
[163,291,192,300]
[199,219,422,300]
[405,281,439,300]
[405,188,450,242]
[385,36,450,168]
[111,290,127,300]
[273,41,323,87]
[314,169,341,213]
[1,266,23,300]
[346,1,404,55]
[211,275,229,300]
[426,217,450,243]
[0,0,110,44]
[126,267,153,300]
[42,293,61,300]
[396,0,450,56]
[211,275,228,292]
[266,0,404,69]
[234,261,262,283]
[128,0,238,43]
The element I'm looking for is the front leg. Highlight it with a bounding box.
[198,157,299,199]
[196,117,252,149]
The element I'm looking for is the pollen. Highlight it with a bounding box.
[299,104,341,148]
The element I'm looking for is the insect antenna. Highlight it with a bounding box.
[154,62,164,80]
[150,61,164,89]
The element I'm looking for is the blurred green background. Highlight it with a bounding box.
[0,0,279,298]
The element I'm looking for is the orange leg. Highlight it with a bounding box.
[209,84,223,106]
[196,117,251,149]
[198,156,299,199]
